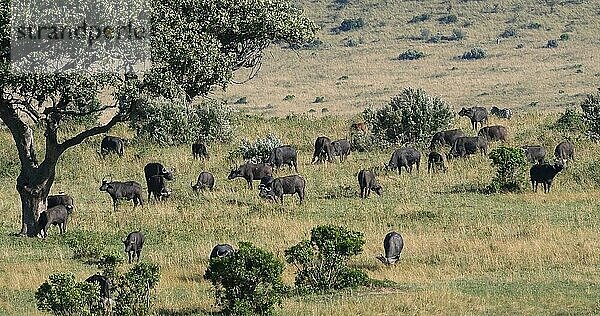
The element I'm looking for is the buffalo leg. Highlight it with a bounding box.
[298,190,304,204]
[128,251,132,264]
[136,250,141,262]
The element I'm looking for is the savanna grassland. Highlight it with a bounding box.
[1,0,600,315]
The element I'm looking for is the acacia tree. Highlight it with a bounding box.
[0,0,316,236]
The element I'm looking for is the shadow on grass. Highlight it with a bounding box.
[438,182,491,194]
[177,273,205,283]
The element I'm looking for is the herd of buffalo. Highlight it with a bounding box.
[33,105,576,303]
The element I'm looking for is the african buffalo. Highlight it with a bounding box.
[376,231,404,265]
[228,163,273,189]
[449,136,488,158]
[99,178,144,211]
[530,162,564,193]
[123,231,144,263]
[332,139,351,162]
[191,171,215,191]
[146,175,171,201]
[458,106,488,130]
[47,194,74,212]
[259,175,306,204]
[312,136,334,164]
[430,129,465,150]
[554,141,574,164]
[192,142,209,160]
[37,204,72,238]
[100,136,124,158]
[210,244,235,259]
[386,147,421,175]
[490,106,512,119]
[357,170,382,198]
[268,145,298,172]
[478,125,508,142]
[522,145,546,164]
[427,151,447,173]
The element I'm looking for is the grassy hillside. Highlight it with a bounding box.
[219,0,600,116]
[0,112,599,315]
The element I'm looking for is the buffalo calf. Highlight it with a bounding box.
[192,142,209,159]
[191,171,215,191]
[427,151,447,173]
[332,139,351,162]
[100,136,124,158]
[522,145,546,164]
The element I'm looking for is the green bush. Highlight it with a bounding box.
[314,96,325,103]
[419,28,431,40]
[488,146,528,193]
[285,225,369,293]
[554,108,586,133]
[438,14,458,24]
[130,98,234,145]
[363,88,454,145]
[349,131,382,152]
[450,29,466,41]
[526,22,542,29]
[64,232,106,264]
[546,39,559,48]
[461,47,486,60]
[581,91,600,140]
[283,94,296,101]
[228,133,283,163]
[408,13,430,23]
[560,33,570,41]
[500,27,518,38]
[113,262,161,316]
[234,97,248,104]
[35,273,102,316]
[204,242,286,315]
[338,18,364,32]
[399,49,425,60]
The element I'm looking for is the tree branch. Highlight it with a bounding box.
[58,112,124,152]
[43,104,117,117]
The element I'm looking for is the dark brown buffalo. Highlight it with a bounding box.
[312,136,335,163]
[427,152,447,173]
[192,142,209,159]
[554,141,574,164]
[259,175,306,204]
[332,139,351,162]
[478,125,508,142]
[449,136,488,158]
[430,129,465,150]
[191,171,215,191]
[228,163,273,189]
[357,170,382,198]
[386,147,421,175]
[530,163,564,193]
[522,145,546,164]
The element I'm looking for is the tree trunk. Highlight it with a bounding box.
[16,166,56,236]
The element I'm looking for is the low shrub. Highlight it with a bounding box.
[337,18,364,32]
[408,13,430,23]
[228,133,283,163]
[285,225,369,293]
[553,108,586,133]
[500,27,518,38]
[461,47,486,60]
[36,273,101,316]
[560,33,570,41]
[449,29,466,41]
[581,91,600,141]
[204,242,286,315]
[488,146,528,193]
[234,97,248,104]
[526,22,542,29]
[546,39,559,48]
[283,94,295,101]
[399,49,425,60]
[438,14,458,24]
[314,96,325,103]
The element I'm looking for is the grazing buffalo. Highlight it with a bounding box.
[99,178,144,211]
[47,194,74,212]
[530,163,564,193]
[259,175,306,204]
[210,244,235,259]
[376,231,404,265]
[351,122,368,133]
[430,129,465,150]
[85,274,111,308]
[386,147,421,175]
[427,151,447,173]
[458,106,488,130]
[228,163,273,189]
[490,106,512,119]
[100,136,124,158]
[37,205,72,238]
[123,231,144,263]
[192,142,209,160]
[258,176,274,190]
[522,145,546,164]
[312,136,335,164]
[191,171,215,191]
[144,163,174,201]
[268,145,298,172]
[357,170,382,198]
[478,125,508,142]
[332,139,351,162]
[554,141,575,164]
[146,175,171,201]
[449,136,488,158]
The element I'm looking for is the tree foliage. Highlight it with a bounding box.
[285,225,369,293]
[204,242,286,315]
[488,146,528,193]
[35,273,102,316]
[581,91,600,141]
[228,133,283,163]
[363,88,454,145]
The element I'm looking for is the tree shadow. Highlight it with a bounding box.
[438,182,490,194]
[156,307,223,316]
